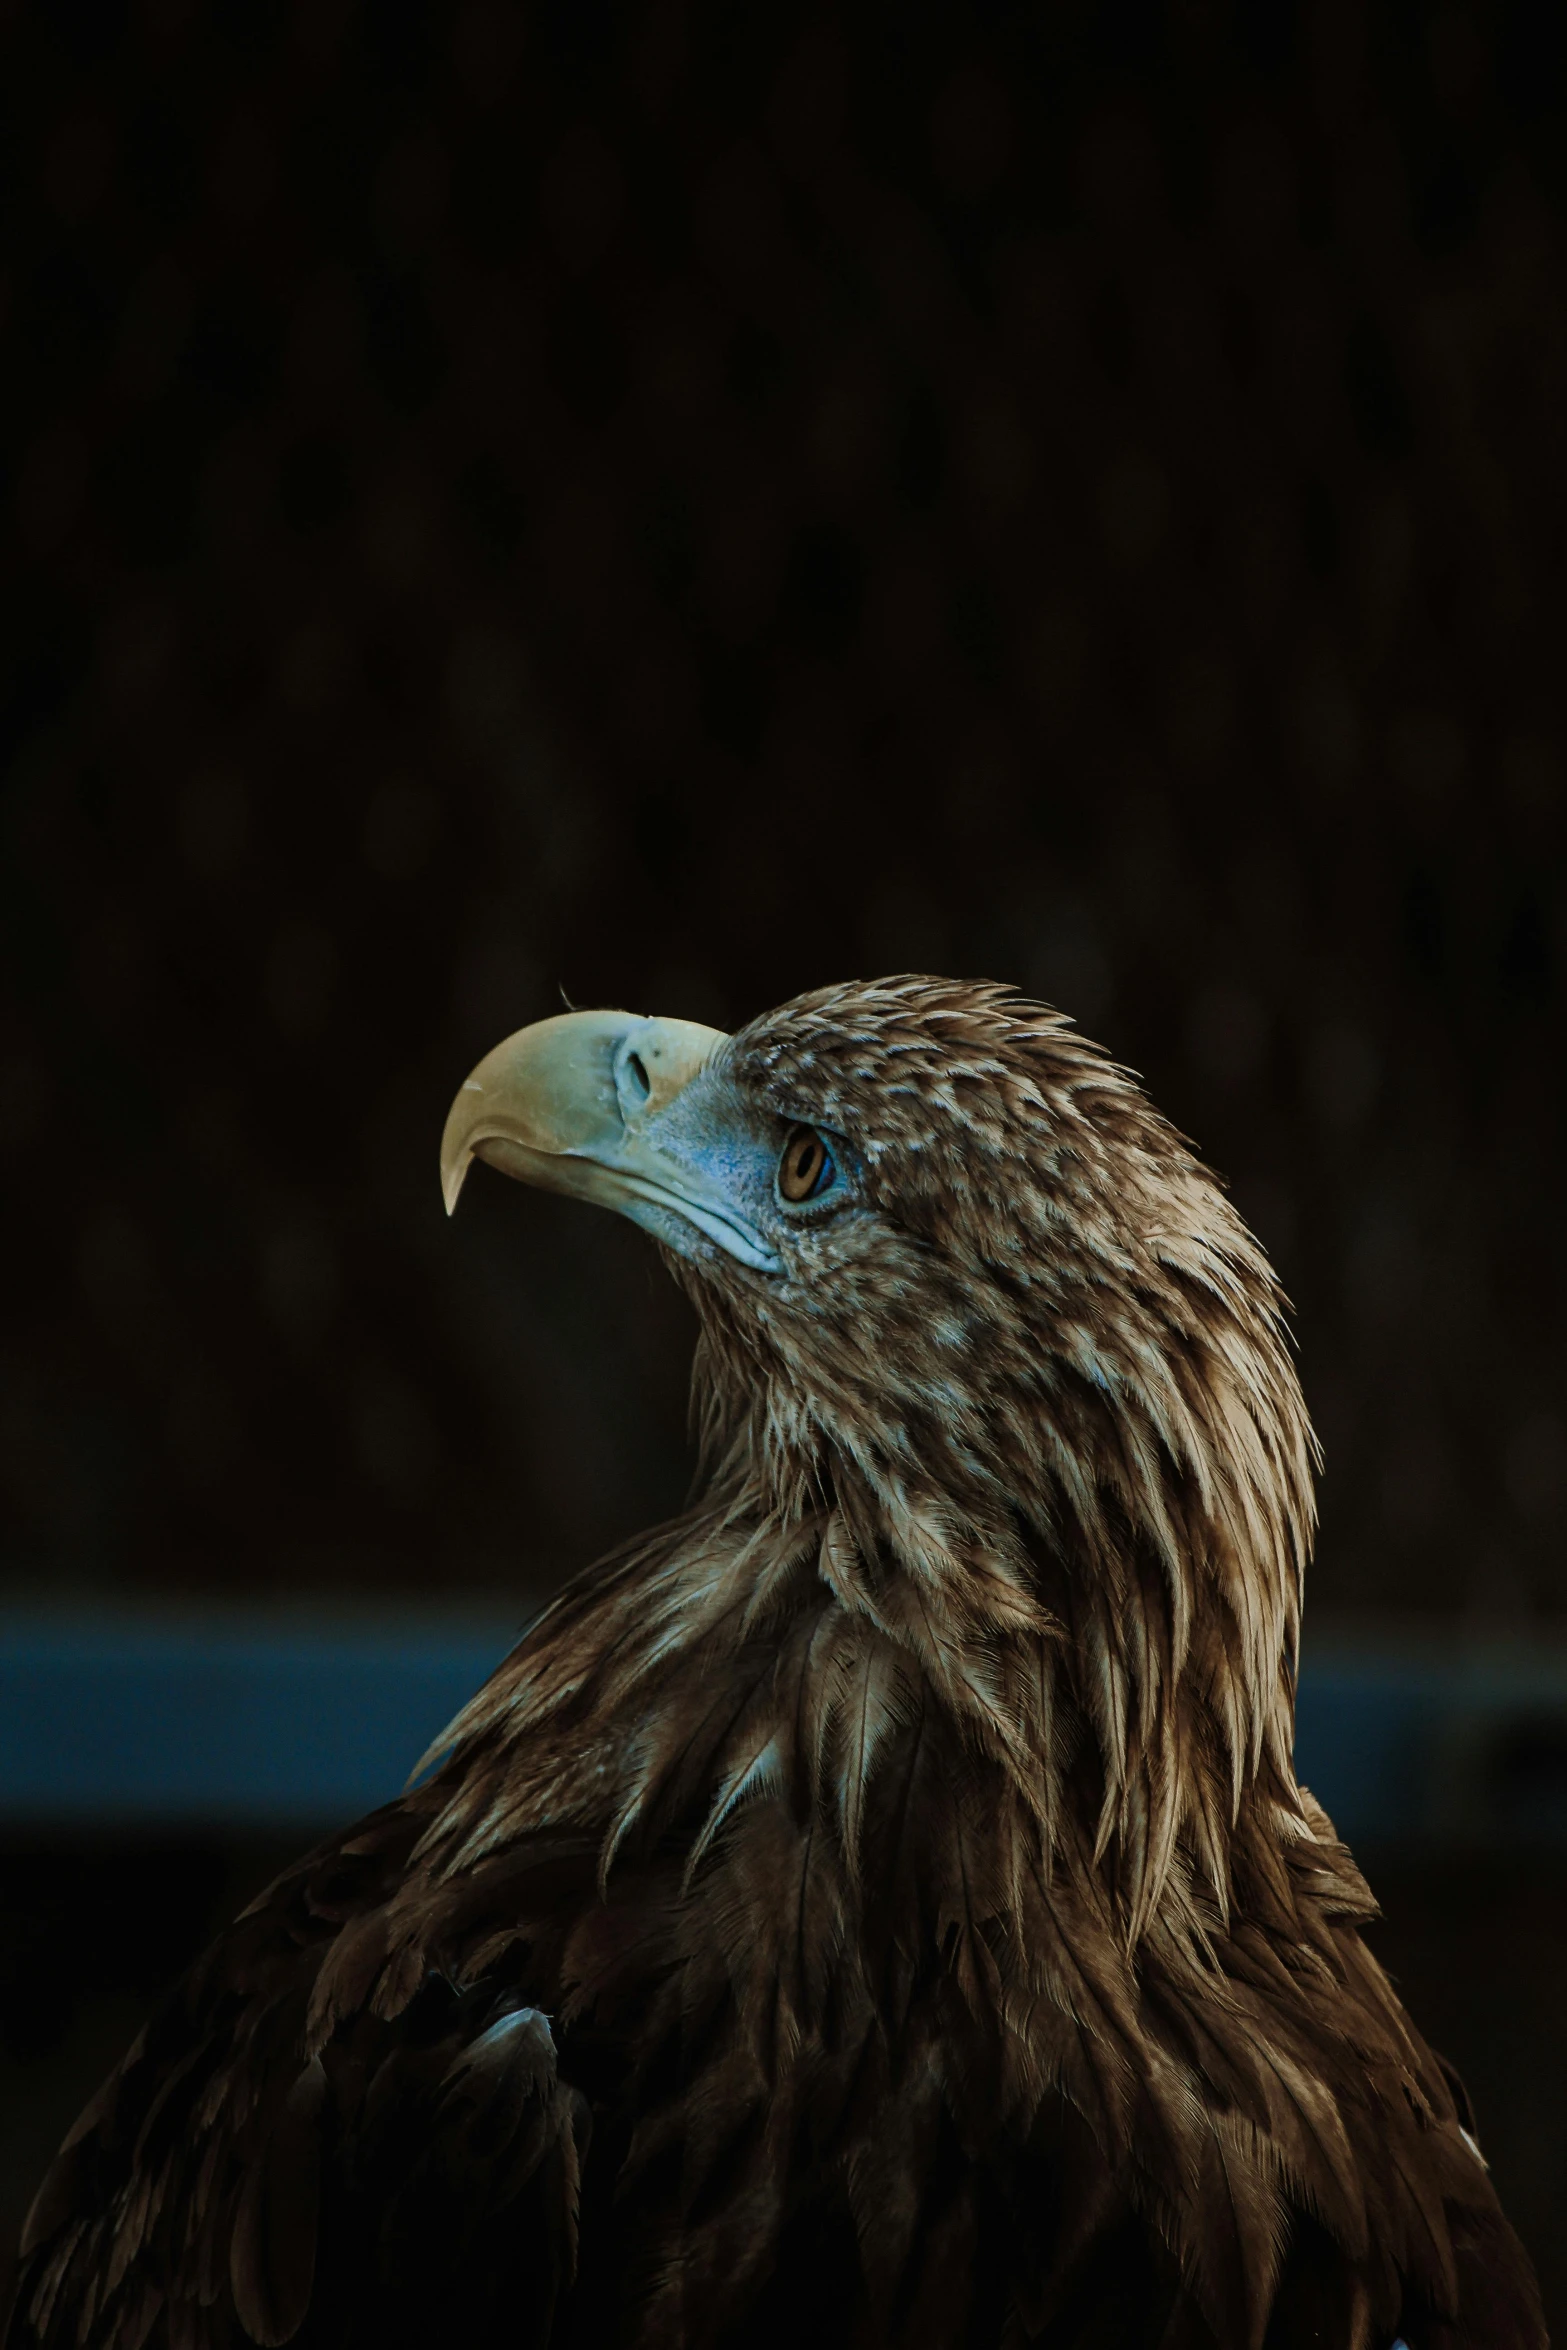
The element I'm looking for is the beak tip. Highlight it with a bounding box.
[441,1152,470,1218]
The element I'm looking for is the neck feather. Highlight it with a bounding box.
[432,1294,1316,1949]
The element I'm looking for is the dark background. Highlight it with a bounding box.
[3,0,1565,2324]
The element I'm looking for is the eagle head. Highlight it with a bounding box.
[443,977,1309,1550]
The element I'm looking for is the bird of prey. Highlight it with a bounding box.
[7,978,1545,2348]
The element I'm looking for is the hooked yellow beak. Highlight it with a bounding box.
[440,1009,779,1271]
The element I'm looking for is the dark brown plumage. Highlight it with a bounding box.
[6,978,1546,2348]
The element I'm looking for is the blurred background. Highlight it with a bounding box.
[2,0,1565,2320]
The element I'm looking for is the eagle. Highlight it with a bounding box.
[6,978,1545,2349]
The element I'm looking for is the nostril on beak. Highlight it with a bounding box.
[614,1037,654,1121]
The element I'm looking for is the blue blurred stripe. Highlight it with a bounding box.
[0,1613,524,1827]
[3,1613,1567,1842]
[1296,1643,1567,1846]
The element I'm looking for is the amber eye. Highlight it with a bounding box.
[777,1124,837,1204]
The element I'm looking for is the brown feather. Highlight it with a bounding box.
[228,2060,324,2347]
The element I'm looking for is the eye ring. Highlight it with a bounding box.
[778,1124,837,1205]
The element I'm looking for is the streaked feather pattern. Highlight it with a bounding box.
[5,978,1545,2348]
